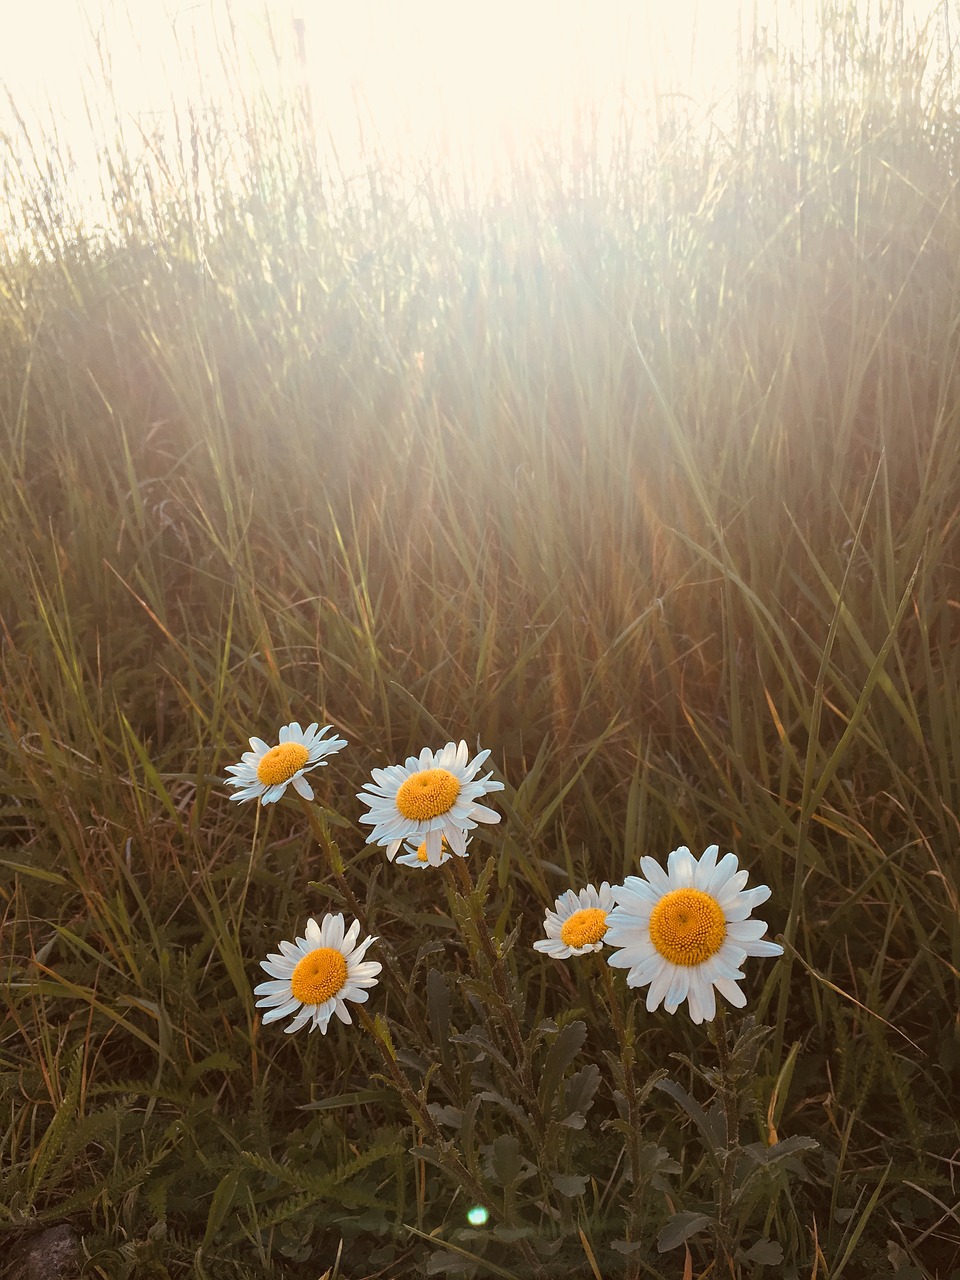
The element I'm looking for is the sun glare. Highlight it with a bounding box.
[0,0,949,221]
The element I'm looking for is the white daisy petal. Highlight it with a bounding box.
[714,976,748,1008]
[666,846,697,887]
[606,843,781,1023]
[743,939,784,957]
[705,852,741,896]
[716,870,751,906]
[694,844,720,888]
[261,997,301,1023]
[292,775,314,800]
[646,964,674,1010]
[638,857,672,893]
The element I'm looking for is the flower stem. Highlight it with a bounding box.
[297,795,429,1041]
[598,960,643,1279]
[447,855,545,1130]
[711,1004,740,1275]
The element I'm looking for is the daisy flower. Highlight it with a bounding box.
[254,914,381,1034]
[533,882,617,958]
[357,740,504,863]
[605,845,783,1025]
[395,833,470,869]
[225,721,347,805]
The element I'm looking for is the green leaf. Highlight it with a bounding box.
[538,1019,586,1115]
[299,1089,396,1111]
[563,1063,600,1120]
[657,1211,712,1252]
[653,1077,723,1156]
[489,1134,522,1188]
[741,1135,819,1166]
[427,1103,462,1128]
[426,966,452,1073]
[201,1168,241,1250]
[737,1240,784,1265]
[552,1172,588,1197]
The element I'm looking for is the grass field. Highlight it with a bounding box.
[2,3,960,1277]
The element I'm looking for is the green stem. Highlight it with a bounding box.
[447,854,545,1130]
[711,1005,740,1277]
[598,960,643,1280]
[296,794,429,1042]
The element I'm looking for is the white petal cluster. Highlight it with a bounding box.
[225,721,347,805]
[605,845,782,1024]
[533,882,617,958]
[357,740,503,862]
[254,914,381,1035]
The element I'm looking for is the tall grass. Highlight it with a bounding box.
[2,2,960,1276]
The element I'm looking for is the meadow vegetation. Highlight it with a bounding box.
[1,2,960,1276]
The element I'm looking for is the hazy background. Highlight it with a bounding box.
[2,0,951,223]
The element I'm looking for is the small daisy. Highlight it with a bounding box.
[225,721,347,805]
[395,833,470,869]
[605,845,783,1025]
[254,914,381,1034]
[357,740,504,863]
[533,882,617,958]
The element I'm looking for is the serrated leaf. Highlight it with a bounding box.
[552,1172,588,1197]
[490,1134,522,1187]
[478,1088,530,1126]
[637,1142,682,1178]
[611,1239,644,1255]
[563,1063,600,1120]
[373,1013,396,1060]
[427,1103,462,1128]
[654,1077,723,1156]
[657,1211,712,1252]
[424,1250,475,1276]
[426,968,453,1071]
[560,1112,586,1129]
[741,1136,819,1166]
[538,1020,587,1115]
[738,1239,784,1265]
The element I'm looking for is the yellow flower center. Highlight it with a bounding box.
[289,947,348,1005]
[396,768,461,821]
[559,907,608,949]
[256,741,310,786]
[648,888,726,966]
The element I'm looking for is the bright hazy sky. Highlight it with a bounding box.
[0,0,951,205]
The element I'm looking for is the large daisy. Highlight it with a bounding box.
[605,845,782,1024]
[225,721,347,805]
[254,914,381,1034]
[357,740,504,862]
[533,882,617,958]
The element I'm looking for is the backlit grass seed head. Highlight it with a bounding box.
[395,833,470,868]
[357,739,504,863]
[225,721,347,805]
[605,845,783,1024]
[533,882,617,958]
[254,914,381,1034]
